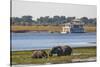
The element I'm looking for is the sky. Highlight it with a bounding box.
[12,0,97,20]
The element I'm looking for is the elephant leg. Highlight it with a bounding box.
[39,56,42,58]
[58,52,62,56]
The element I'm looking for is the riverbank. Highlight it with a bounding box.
[11,46,96,65]
[11,25,96,33]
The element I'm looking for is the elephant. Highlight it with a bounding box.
[49,45,72,56]
[32,50,48,58]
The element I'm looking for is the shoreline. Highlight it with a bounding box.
[11,46,96,52]
[11,45,96,52]
[11,25,96,33]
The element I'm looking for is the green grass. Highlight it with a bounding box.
[11,25,96,32]
[11,47,96,65]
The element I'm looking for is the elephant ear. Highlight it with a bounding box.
[57,46,63,53]
[57,47,62,50]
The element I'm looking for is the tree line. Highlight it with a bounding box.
[11,15,96,26]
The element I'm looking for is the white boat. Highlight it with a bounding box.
[60,31,68,34]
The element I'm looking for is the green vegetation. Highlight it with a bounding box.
[11,15,96,33]
[11,25,62,32]
[11,25,96,32]
[11,47,96,65]
[11,16,96,26]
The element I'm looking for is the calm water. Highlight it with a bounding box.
[11,32,96,51]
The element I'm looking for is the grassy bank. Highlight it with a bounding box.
[11,46,96,65]
[11,25,96,33]
[11,25,62,33]
[83,26,96,32]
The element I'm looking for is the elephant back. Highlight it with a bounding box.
[63,45,72,55]
[49,45,72,56]
[32,50,48,58]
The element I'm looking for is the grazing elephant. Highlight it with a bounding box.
[49,45,72,56]
[32,50,48,58]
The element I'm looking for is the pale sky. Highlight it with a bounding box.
[12,0,97,20]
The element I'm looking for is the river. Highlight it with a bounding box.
[11,32,96,51]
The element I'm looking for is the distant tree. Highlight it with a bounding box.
[52,16,60,24]
[21,15,33,25]
[88,18,96,25]
[11,15,96,26]
[43,16,50,24]
[10,17,22,25]
[48,18,53,24]
[22,15,33,22]
[66,17,75,23]
[93,18,96,25]
[36,16,67,25]
[80,17,88,24]
[37,17,44,24]
[37,16,52,24]
[60,16,66,21]
[60,16,66,24]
